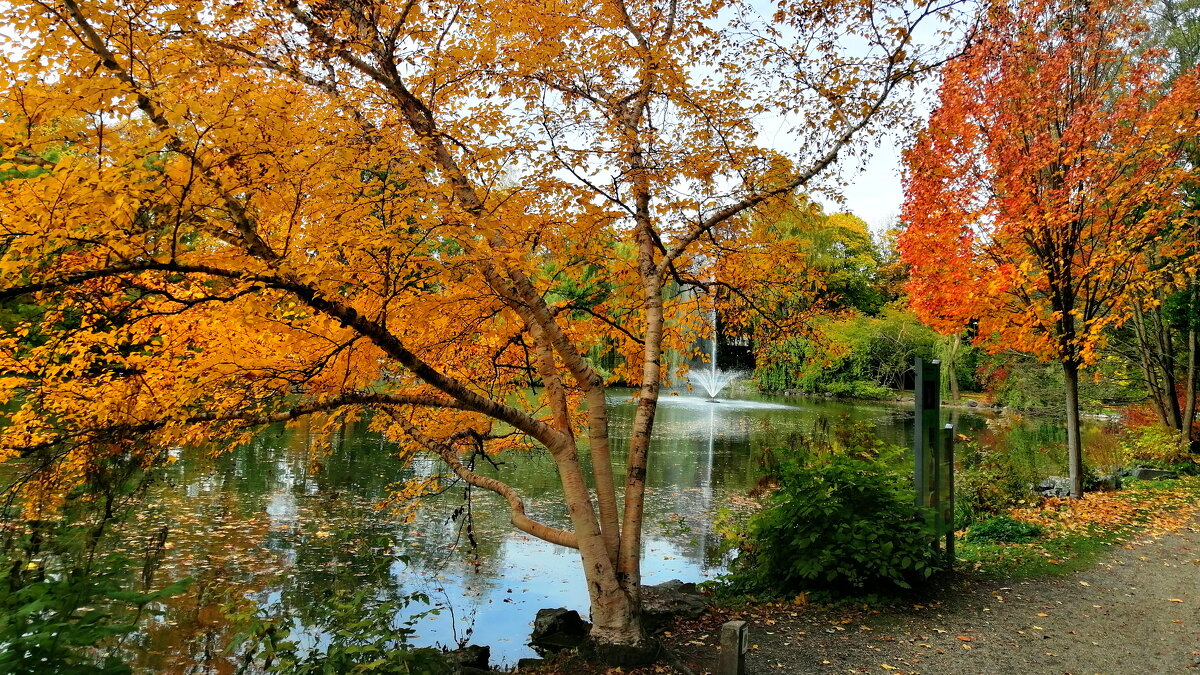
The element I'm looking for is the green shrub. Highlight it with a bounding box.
[965,515,1043,544]
[1161,460,1200,476]
[721,453,944,598]
[820,380,894,400]
[0,453,189,674]
[754,309,953,397]
[978,357,1063,411]
[953,442,1032,527]
[0,560,190,675]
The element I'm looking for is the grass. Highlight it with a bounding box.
[958,526,1117,579]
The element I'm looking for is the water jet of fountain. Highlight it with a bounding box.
[691,304,737,400]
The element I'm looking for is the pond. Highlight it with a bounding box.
[119,391,1108,672]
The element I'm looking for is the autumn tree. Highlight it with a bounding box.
[902,0,1200,497]
[0,0,961,657]
[1109,0,1200,443]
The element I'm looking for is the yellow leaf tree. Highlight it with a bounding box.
[0,0,958,656]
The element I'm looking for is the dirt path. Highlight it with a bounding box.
[665,519,1200,675]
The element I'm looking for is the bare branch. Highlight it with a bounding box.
[393,413,578,549]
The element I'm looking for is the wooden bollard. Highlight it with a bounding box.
[717,620,748,675]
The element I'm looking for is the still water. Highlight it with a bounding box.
[124,391,1095,671]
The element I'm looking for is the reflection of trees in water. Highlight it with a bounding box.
[129,399,1092,670]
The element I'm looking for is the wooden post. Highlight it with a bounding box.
[718,620,748,675]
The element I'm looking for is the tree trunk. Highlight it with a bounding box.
[613,222,664,641]
[1152,299,1183,431]
[1063,359,1085,499]
[1184,285,1198,447]
[585,573,642,647]
[949,333,961,403]
[549,436,645,649]
[1131,300,1172,428]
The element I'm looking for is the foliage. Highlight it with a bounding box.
[818,380,895,400]
[721,448,944,598]
[755,308,952,396]
[958,476,1200,578]
[976,357,1065,411]
[902,0,1200,496]
[0,0,963,646]
[964,515,1043,544]
[953,441,1032,527]
[753,336,814,392]
[1120,424,1196,466]
[903,0,1200,364]
[748,207,891,316]
[935,333,984,396]
[0,559,190,675]
[977,352,1143,412]
[1154,0,1200,73]
[230,587,450,675]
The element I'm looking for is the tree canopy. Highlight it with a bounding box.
[901,0,1200,496]
[0,0,962,651]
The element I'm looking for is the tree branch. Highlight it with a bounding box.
[393,413,578,549]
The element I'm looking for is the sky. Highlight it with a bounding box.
[827,142,906,234]
[751,100,929,236]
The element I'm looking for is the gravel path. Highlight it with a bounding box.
[666,519,1200,675]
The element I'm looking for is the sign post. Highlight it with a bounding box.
[943,422,955,561]
[913,359,955,566]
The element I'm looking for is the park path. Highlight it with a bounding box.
[666,519,1200,675]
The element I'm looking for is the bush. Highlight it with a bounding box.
[820,380,894,400]
[965,515,1043,544]
[953,441,1032,527]
[980,358,1064,411]
[721,453,944,598]
[1120,425,1196,466]
[0,454,190,674]
[754,308,951,396]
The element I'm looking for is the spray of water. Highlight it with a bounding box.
[692,305,737,399]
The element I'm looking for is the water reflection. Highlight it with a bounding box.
[126,392,1096,671]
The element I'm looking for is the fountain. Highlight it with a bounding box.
[690,305,737,400]
[692,363,736,400]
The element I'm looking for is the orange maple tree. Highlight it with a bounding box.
[0,0,959,653]
[902,0,1200,498]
